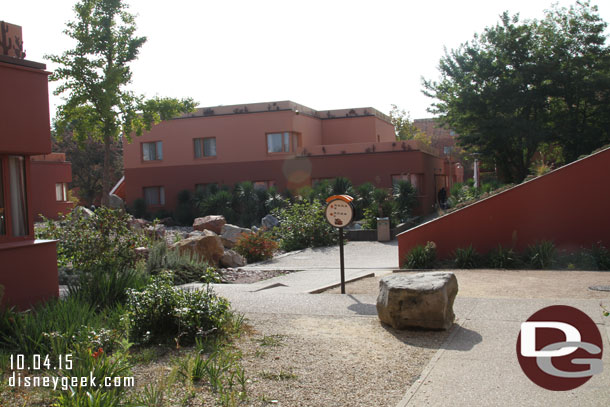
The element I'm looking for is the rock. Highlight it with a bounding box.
[261,214,280,229]
[220,224,253,248]
[135,246,150,260]
[129,218,150,231]
[376,272,458,330]
[108,194,125,210]
[193,215,226,234]
[187,230,205,238]
[71,206,94,219]
[220,249,247,268]
[145,224,166,239]
[170,230,225,266]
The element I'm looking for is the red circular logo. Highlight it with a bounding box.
[516,305,603,391]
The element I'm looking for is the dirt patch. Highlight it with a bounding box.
[234,313,449,406]
[325,269,610,299]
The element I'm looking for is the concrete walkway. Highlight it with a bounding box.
[202,242,610,407]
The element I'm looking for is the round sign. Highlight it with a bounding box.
[325,198,354,228]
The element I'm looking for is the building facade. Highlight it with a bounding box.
[0,22,59,309]
[123,101,458,215]
[30,153,74,220]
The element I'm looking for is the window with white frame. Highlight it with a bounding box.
[8,156,28,236]
[143,186,165,206]
[55,182,68,201]
[142,141,163,161]
[194,137,217,158]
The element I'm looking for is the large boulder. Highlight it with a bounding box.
[108,194,125,210]
[220,224,253,248]
[261,214,280,230]
[170,230,225,266]
[220,249,247,268]
[376,272,458,330]
[193,215,226,234]
[129,218,150,231]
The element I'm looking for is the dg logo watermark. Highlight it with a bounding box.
[516,305,604,391]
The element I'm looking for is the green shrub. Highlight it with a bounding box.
[145,241,220,284]
[175,189,196,226]
[0,296,119,357]
[393,180,418,222]
[526,240,555,269]
[488,245,518,269]
[52,343,133,407]
[68,266,150,310]
[131,198,148,219]
[234,230,278,263]
[127,272,230,346]
[453,245,480,268]
[36,207,147,273]
[272,200,338,252]
[591,242,610,271]
[403,241,436,269]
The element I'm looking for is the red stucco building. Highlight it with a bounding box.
[0,22,59,309]
[122,101,462,215]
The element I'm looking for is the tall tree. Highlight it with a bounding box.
[423,1,610,183]
[389,105,431,146]
[47,0,195,205]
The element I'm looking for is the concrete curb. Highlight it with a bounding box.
[307,272,376,294]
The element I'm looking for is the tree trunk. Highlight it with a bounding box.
[101,134,111,206]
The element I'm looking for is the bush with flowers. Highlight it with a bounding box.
[234,230,278,263]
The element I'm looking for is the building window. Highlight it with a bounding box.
[194,137,217,158]
[142,141,163,161]
[267,132,290,153]
[55,183,68,202]
[8,156,28,236]
[392,174,425,195]
[253,180,276,190]
[144,186,165,206]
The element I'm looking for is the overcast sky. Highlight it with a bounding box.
[4,0,610,120]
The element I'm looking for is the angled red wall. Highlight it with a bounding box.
[30,159,73,220]
[397,147,610,264]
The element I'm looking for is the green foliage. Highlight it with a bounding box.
[353,182,375,219]
[126,272,230,346]
[52,342,133,407]
[145,241,220,285]
[330,177,354,196]
[234,230,278,263]
[36,207,146,273]
[389,105,430,145]
[48,0,195,203]
[591,242,610,271]
[131,198,147,219]
[393,180,418,222]
[175,189,196,226]
[272,200,338,252]
[526,241,556,269]
[423,2,610,183]
[68,266,149,311]
[403,241,437,269]
[453,245,481,269]
[488,245,518,269]
[0,297,121,357]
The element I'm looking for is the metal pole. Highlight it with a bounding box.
[339,227,345,294]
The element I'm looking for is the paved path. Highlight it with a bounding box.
[202,242,610,406]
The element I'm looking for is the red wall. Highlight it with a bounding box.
[125,150,444,214]
[30,160,73,220]
[0,240,58,310]
[397,148,610,264]
[0,62,51,155]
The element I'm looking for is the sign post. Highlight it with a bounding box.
[324,195,354,294]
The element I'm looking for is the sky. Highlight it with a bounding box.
[4,0,610,121]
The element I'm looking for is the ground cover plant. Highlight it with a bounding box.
[402,240,609,271]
